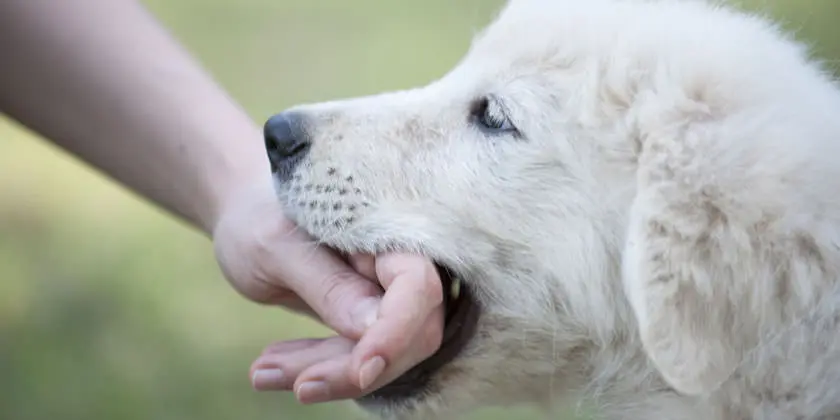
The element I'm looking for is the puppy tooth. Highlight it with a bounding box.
[451,277,461,300]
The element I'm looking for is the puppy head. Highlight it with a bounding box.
[264,0,821,416]
[264,2,628,417]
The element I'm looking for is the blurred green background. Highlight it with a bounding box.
[0,1,838,419]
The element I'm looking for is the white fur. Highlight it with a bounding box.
[272,0,840,418]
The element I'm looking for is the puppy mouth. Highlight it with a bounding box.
[356,262,481,406]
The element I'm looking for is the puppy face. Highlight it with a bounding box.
[263,2,628,416]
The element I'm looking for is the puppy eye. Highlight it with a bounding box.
[471,96,518,135]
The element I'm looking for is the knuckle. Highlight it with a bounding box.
[421,275,444,305]
[249,227,278,264]
[376,254,425,286]
[317,271,361,314]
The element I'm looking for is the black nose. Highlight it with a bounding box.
[264,111,311,180]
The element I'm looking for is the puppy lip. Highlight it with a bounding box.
[356,262,481,404]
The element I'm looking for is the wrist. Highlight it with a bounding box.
[202,146,275,236]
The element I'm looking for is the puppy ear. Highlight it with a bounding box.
[621,146,754,396]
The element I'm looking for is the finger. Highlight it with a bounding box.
[236,286,325,326]
[349,253,445,390]
[293,354,364,404]
[268,228,385,339]
[260,338,329,356]
[348,253,377,281]
[355,309,445,393]
[250,336,355,391]
[258,293,323,322]
[289,312,445,404]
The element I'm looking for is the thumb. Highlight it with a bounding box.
[213,195,384,340]
[276,242,384,340]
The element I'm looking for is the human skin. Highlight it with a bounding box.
[0,0,444,404]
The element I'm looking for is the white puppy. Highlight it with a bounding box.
[262,0,840,419]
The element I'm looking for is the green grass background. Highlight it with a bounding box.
[0,1,838,419]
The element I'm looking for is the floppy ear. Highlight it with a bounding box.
[621,140,756,396]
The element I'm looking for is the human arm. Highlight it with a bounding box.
[0,0,259,232]
[0,0,444,402]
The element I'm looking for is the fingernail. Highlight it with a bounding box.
[296,381,330,404]
[252,369,287,391]
[359,356,386,390]
[352,297,380,331]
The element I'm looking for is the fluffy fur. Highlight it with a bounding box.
[271,0,840,418]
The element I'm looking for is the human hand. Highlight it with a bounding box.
[212,182,445,402]
[248,254,446,403]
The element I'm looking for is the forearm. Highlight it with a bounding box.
[0,0,269,234]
